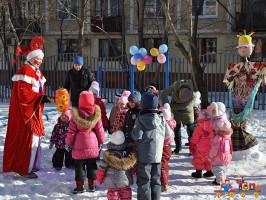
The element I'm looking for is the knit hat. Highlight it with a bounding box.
[208,102,226,117]
[161,103,172,120]
[128,91,141,103]
[110,130,125,145]
[141,89,159,110]
[89,81,100,97]
[119,90,131,104]
[62,110,72,120]
[79,91,95,114]
[144,85,158,96]
[193,91,201,106]
[179,87,191,103]
[73,56,84,65]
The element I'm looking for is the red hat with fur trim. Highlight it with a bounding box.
[79,91,95,114]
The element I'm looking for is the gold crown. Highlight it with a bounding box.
[236,30,254,47]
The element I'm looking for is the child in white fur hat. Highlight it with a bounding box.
[97,130,136,200]
[160,103,176,192]
[111,90,131,133]
[207,102,233,185]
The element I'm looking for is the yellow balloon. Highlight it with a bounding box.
[137,61,146,71]
[150,48,159,57]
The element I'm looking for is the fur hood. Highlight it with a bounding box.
[103,150,137,171]
[71,105,101,130]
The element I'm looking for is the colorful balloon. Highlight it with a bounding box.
[159,44,168,54]
[129,45,139,55]
[157,54,166,64]
[143,55,152,64]
[138,48,147,57]
[55,88,70,112]
[150,48,159,57]
[137,61,146,71]
[131,56,138,65]
[134,53,143,62]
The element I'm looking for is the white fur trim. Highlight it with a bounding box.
[12,74,46,93]
[26,50,44,61]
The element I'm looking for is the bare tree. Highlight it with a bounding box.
[160,0,209,107]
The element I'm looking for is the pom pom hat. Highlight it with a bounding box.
[110,130,125,145]
[13,36,45,63]
[89,81,100,97]
[73,56,84,65]
[79,91,95,114]
[161,103,172,120]
[141,88,158,110]
[128,91,141,103]
[208,102,226,117]
[236,30,255,48]
[119,90,131,104]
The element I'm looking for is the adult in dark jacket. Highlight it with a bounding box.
[64,56,95,108]
[160,79,195,154]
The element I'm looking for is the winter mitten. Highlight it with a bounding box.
[65,145,72,152]
[49,143,54,149]
[97,169,105,184]
[41,95,54,104]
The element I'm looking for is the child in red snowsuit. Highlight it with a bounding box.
[189,109,214,178]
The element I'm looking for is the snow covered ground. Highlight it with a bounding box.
[0,102,266,200]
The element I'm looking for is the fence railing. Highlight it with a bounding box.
[0,53,265,109]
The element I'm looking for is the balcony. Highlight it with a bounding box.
[91,16,122,32]
[233,0,266,32]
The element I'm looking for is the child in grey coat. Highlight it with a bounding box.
[131,89,172,200]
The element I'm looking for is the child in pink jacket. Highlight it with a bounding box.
[189,109,214,178]
[160,103,176,192]
[65,91,105,194]
[208,102,233,185]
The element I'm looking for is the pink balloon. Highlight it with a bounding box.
[143,55,152,64]
[157,54,166,64]
[131,56,138,65]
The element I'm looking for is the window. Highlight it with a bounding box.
[16,0,29,18]
[99,39,122,58]
[144,0,163,18]
[251,38,266,62]
[199,38,217,63]
[57,0,78,20]
[95,0,121,17]
[193,0,217,18]
[57,39,79,61]
[143,38,163,52]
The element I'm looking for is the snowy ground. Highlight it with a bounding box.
[0,102,266,200]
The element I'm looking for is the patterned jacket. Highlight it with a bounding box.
[50,118,70,149]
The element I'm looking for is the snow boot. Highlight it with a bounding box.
[203,170,214,177]
[88,179,96,192]
[191,170,202,178]
[161,185,168,192]
[212,178,220,185]
[173,137,182,154]
[73,181,86,194]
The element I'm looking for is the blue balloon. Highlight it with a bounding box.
[138,48,147,57]
[129,45,139,55]
[134,53,143,62]
[159,44,168,54]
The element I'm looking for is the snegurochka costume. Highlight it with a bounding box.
[223,31,266,151]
